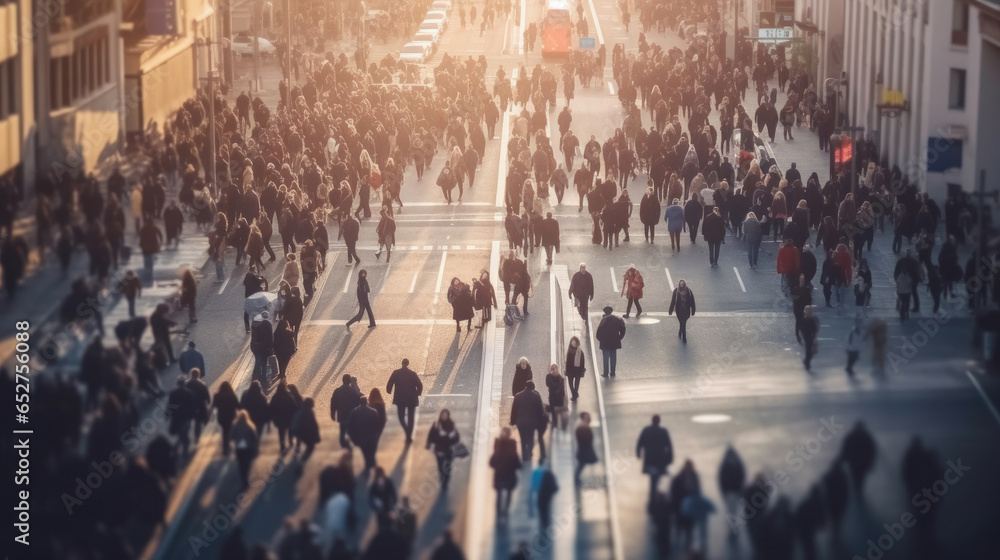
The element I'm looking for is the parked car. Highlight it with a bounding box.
[232,35,276,57]
[399,42,431,64]
[430,1,453,14]
[423,10,449,31]
[418,20,445,40]
[411,32,439,53]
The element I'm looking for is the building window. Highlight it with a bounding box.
[60,57,71,109]
[952,0,969,46]
[949,68,966,110]
[0,59,8,120]
[927,138,963,173]
[7,58,15,116]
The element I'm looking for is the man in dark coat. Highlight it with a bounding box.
[703,207,726,267]
[341,214,361,265]
[510,380,547,464]
[595,306,626,377]
[347,395,382,470]
[636,415,674,505]
[178,340,206,376]
[331,374,362,450]
[185,367,211,441]
[167,378,196,457]
[539,212,560,264]
[568,263,595,322]
[139,220,163,279]
[386,358,423,443]
[249,311,274,381]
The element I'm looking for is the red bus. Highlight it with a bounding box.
[540,0,573,57]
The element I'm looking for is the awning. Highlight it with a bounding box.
[794,19,820,34]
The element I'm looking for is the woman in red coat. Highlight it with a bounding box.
[833,243,854,285]
[621,266,645,318]
[776,238,801,295]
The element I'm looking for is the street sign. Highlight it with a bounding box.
[146,0,178,35]
[579,37,596,49]
[758,27,793,40]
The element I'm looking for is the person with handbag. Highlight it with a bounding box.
[545,364,567,431]
[426,409,461,489]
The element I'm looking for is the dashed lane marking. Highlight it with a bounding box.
[734,267,747,293]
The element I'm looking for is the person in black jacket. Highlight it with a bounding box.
[249,311,274,381]
[636,415,673,506]
[568,263,595,322]
[386,358,423,443]
[242,265,268,332]
[510,380,547,464]
[341,214,361,265]
[331,375,362,450]
[684,193,703,244]
[539,212,560,265]
[703,206,726,267]
[639,185,661,243]
[139,220,163,279]
[595,306,626,377]
[167,378,196,457]
[346,269,376,329]
[347,396,382,470]
[273,318,297,378]
[186,368,211,443]
[426,409,460,488]
[150,302,176,362]
[668,280,696,343]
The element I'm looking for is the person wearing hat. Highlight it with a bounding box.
[594,306,626,377]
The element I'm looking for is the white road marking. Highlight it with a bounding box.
[218,266,234,295]
[424,393,473,397]
[585,315,625,560]
[607,82,615,96]
[304,319,458,326]
[586,0,606,46]
[408,271,419,293]
[435,251,449,294]
[966,370,1000,428]
[733,267,747,293]
[302,252,337,324]
[379,262,393,293]
[665,267,674,291]
[342,271,352,294]
[610,267,619,293]
[399,409,421,494]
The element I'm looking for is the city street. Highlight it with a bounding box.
[4,0,1000,559]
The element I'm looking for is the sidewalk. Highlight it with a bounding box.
[760,85,833,184]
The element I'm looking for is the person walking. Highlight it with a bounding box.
[447,277,476,331]
[621,266,645,318]
[703,207,726,267]
[575,412,598,484]
[545,364,567,431]
[368,467,398,528]
[273,318,296,377]
[292,398,321,463]
[665,198,685,251]
[212,381,240,455]
[801,305,820,370]
[230,410,259,488]
[490,428,521,516]
[743,212,763,268]
[269,380,297,453]
[347,395,381,470]
[331,375,362,450]
[668,280,696,343]
[139,220,163,279]
[718,445,746,515]
[569,263,595,323]
[473,270,498,328]
[386,358,423,443]
[855,258,873,314]
[777,238,801,295]
[684,193,703,244]
[895,268,914,322]
[167,378,196,457]
[179,341,206,377]
[531,460,560,528]
[250,311,274,381]
[512,357,533,397]
[565,335,586,401]
[120,270,142,317]
[240,380,271,437]
[243,265,268,332]
[636,415,674,507]
[846,318,865,377]
[539,212,561,265]
[426,409,461,489]
[639,186,661,243]
[346,269,376,329]
[341,214,361,266]
[150,302,177,363]
[510,380,547,464]
[185,367,211,442]
[375,209,396,262]
[595,306,626,377]
[179,268,198,323]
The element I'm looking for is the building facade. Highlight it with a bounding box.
[34,0,125,181]
[965,0,1000,197]
[794,0,845,105]
[0,0,36,192]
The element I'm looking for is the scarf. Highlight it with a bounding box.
[571,344,584,368]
